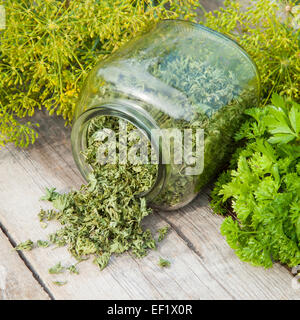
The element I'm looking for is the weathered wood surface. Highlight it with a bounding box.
[159,198,299,300]
[0,229,49,300]
[0,111,299,300]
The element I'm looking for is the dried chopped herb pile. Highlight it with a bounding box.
[36,116,162,271]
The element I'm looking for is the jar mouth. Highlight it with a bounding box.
[71,98,166,204]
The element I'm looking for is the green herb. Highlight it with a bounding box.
[265,94,300,144]
[37,240,50,248]
[38,208,57,228]
[49,262,64,274]
[158,257,171,268]
[38,117,158,271]
[158,226,169,242]
[151,55,256,207]
[39,222,48,229]
[38,209,57,222]
[207,0,300,269]
[0,0,199,148]
[95,35,258,208]
[94,253,111,271]
[215,94,300,268]
[15,240,34,251]
[40,188,59,201]
[203,0,300,104]
[67,265,79,275]
[53,281,67,286]
[210,170,232,215]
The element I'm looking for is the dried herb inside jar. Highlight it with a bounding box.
[87,37,257,208]
[147,52,257,208]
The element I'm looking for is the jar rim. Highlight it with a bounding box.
[71,98,167,204]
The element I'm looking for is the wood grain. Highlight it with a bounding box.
[0,229,49,300]
[0,110,299,299]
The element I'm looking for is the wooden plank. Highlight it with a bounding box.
[1,110,299,299]
[0,229,50,300]
[0,111,234,299]
[158,193,300,300]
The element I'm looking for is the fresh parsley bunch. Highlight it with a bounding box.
[216,94,300,268]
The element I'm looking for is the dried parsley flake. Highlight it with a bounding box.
[37,240,50,248]
[158,257,171,268]
[49,262,65,275]
[67,265,79,275]
[53,281,67,286]
[39,117,158,271]
[15,240,34,252]
[158,226,169,242]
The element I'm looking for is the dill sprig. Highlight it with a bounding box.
[204,0,300,104]
[0,0,199,148]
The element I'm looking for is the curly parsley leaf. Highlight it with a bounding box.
[215,95,300,268]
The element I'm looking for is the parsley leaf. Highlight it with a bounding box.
[214,95,300,268]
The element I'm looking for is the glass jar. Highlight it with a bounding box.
[71,20,260,211]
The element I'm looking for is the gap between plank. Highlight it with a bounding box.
[155,210,204,259]
[0,221,55,300]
